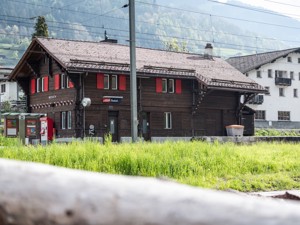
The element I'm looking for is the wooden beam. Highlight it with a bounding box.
[0,159,300,225]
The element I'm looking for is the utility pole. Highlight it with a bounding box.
[129,0,138,142]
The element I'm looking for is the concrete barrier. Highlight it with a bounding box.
[0,159,300,225]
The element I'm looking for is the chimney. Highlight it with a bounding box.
[204,43,213,59]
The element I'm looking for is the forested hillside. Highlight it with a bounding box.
[0,0,297,67]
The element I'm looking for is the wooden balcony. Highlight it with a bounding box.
[275,77,292,86]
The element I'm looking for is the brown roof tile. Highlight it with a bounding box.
[13,37,265,92]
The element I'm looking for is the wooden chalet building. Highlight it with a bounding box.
[9,37,265,142]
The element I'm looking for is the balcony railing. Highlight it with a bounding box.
[275,77,292,86]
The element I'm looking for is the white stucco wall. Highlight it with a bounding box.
[246,52,300,123]
[0,81,24,102]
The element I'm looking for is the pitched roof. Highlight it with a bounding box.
[226,48,300,74]
[10,37,265,92]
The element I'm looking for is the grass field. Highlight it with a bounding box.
[0,136,299,192]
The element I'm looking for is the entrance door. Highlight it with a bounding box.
[108,111,119,142]
[141,112,150,141]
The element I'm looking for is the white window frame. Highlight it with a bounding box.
[256,70,261,78]
[162,78,167,93]
[290,71,294,80]
[279,88,285,97]
[255,110,266,120]
[164,112,172,129]
[66,76,70,88]
[61,111,66,129]
[264,86,270,95]
[294,89,298,98]
[111,75,118,90]
[1,84,6,93]
[278,111,290,121]
[268,69,272,78]
[36,77,40,93]
[168,79,174,93]
[104,74,109,90]
[287,56,292,62]
[61,73,66,89]
[67,111,72,129]
[42,77,46,92]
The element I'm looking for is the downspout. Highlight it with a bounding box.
[236,93,242,125]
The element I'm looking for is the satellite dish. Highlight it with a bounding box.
[81,98,91,107]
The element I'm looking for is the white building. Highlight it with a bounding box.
[0,67,25,111]
[227,48,300,129]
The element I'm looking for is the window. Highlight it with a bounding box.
[36,77,41,93]
[268,69,272,78]
[61,73,66,89]
[164,112,172,129]
[299,72,300,80]
[279,88,285,97]
[290,71,294,80]
[294,89,298,98]
[66,76,70,88]
[162,78,167,93]
[61,111,72,129]
[67,111,72,129]
[298,58,300,63]
[1,84,6,93]
[256,70,261,78]
[287,56,292,62]
[104,74,109,89]
[255,110,266,120]
[245,73,249,77]
[61,112,66,129]
[111,75,118,90]
[156,78,181,94]
[265,86,270,95]
[168,79,174,93]
[278,111,290,121]
[275,70,287,78]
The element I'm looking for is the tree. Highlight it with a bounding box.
[164,38,188,53]
[32,16,49,39]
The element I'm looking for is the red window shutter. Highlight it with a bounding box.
[176,79,182,94]
[54,74,60,90]
[43,76,49,92]
[119,75,126,91]
[31,78,36,94]
[97,73,104,89]
[156,78,162,93]
[68,79,74,88]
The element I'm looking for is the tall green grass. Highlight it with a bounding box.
[0,138,299,192]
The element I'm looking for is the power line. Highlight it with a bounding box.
[208,0,300,19]
[0,0,298,56]
[2,13,299,46]
[262,0,300,8]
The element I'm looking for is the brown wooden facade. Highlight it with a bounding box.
[10,38,266,141]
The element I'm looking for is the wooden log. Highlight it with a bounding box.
[0,158,299,225]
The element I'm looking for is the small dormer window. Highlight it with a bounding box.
[287,57,292,62]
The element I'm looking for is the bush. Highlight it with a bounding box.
[255,129,300,137]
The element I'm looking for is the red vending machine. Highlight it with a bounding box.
[40,117,54,145]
